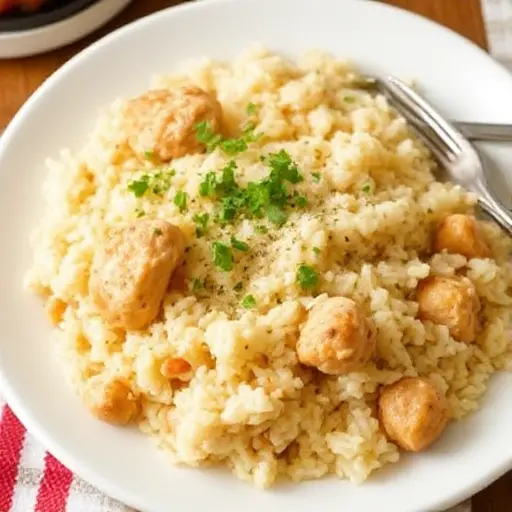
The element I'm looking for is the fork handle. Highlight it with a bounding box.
[477,187,512,235]
[457,122,512,143]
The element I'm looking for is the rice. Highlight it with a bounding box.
[25,46,512,488]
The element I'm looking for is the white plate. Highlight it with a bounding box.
[0,0,134,59]
[0,1,512,511]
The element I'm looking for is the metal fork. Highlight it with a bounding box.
[377,76,512,235]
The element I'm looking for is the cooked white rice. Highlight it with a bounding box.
[25,46,512,488]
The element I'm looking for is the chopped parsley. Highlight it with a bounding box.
[241,295,256,309]
[174,191,188,212]
[344,95,356,103]
[265,204,287,226]
[361,181,374,194]
[191,278,204,292]
[193,213,210,238]
[144,150,154,160]
[127,169,175,197]
[195,121,259,156]
[197,150,303,228]
[231,236,249,252]
[246,102,258,115]
[195,121,223,152]
[311,172,321,183]
[255,225,268,234]
[296,265,319,290]
[211,241,234,271]
[293,195,308,208]
[313,247,321,255]
[135,208,145,218]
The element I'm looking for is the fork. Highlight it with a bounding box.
[377,76,512,235]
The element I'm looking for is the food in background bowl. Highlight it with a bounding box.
[24,47,512,489]
[0,0,48,14]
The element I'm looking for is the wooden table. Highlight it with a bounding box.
[0,0,510,510]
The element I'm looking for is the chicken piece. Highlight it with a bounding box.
[296,297,376,375]
[433,214,491,259]
[83,376,140,425]
[417,275,481,342]
[123,86,222,162]
[378,377,450,452]
[90,219,185,330]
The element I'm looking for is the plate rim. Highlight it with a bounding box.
[1,0,512,510]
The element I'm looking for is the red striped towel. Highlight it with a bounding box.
[0,398,132,512]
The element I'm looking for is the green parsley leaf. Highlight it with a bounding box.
[255,225,268,234]
[128,177,149,198]
[294,195,308,208]
[265,204,287,226]
[195,121,223,152]
[191,278,204,292]
[241,295,256,309]
[211,242,234,271]
[246,102,258,115]
[174,191,188,212]
[234,281,244,292]
[135,208,145,218]
[220,138,248,156]
[193,213,209,237]
[311,172,321,183]
[144,150,154,160]
[344,95,356,103]
[268,150,303,184]
[231,236,249,252]
[199,172,218,197]
[127,169,175,198]
[313,247,321,255]
[361,181,373,194]
[218,161,237,194]
[296,265,319,290]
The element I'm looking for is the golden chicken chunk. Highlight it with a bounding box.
[90,219,185,330]
[433,214,491,259]
[378,377,450,452]
[123,86,223,162]
[417,275,481,343]
[297,296,376,375]
[83,377,140,425]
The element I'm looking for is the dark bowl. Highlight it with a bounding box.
[0,0,98,32]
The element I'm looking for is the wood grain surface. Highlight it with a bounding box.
[0,0,510,510]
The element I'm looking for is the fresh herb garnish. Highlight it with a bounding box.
[246,102,258,115]
[231,236,249,252]
[144,150,154,160]
[195,121,259,156]
[265,204,287,226]
[127,169,175,197]
[311,172,321,183]
[255,225,268,234]
[296,265,319,290]
[241,295,256,309]
[361,181,373,194]
[293,195,308,208]
[344,95,356,103]
[211,241,234,271]
[193,213,210,237]
[174,191,188,212]
[135,208,145,218]
[313,247,321,255]
[191,278,204,292]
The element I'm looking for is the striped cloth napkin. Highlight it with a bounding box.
[0,1,510,511]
